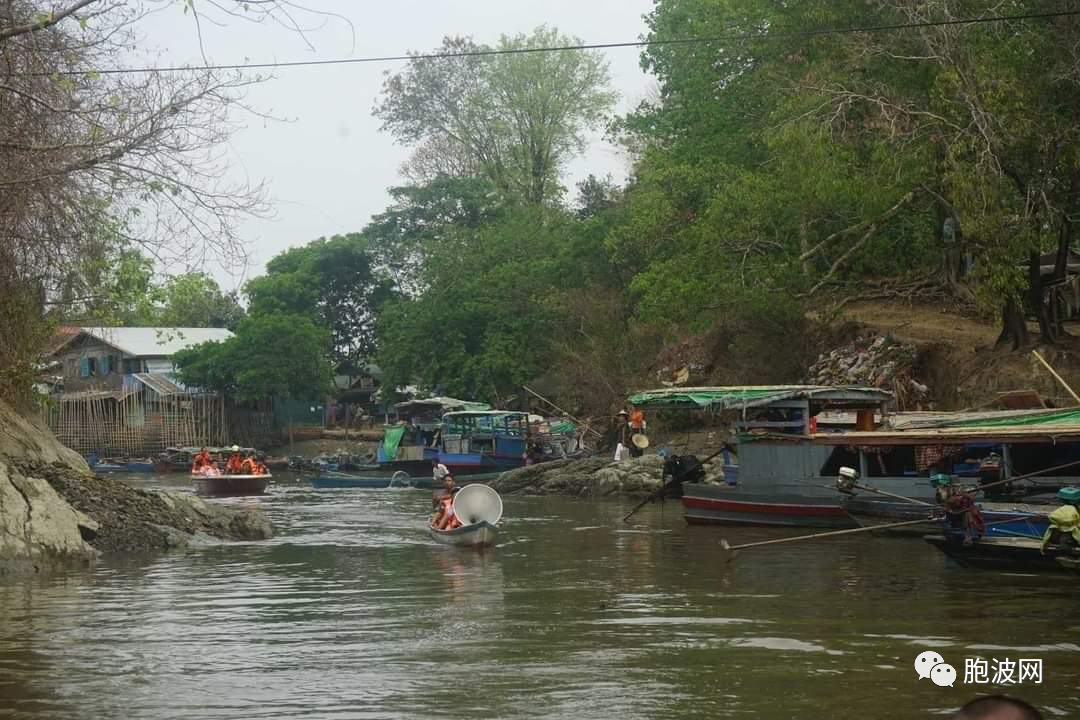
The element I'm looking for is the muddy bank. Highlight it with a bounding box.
[491,454,726,498]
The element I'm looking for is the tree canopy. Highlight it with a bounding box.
[375,26,617,204]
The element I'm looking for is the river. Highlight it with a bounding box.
[2,473,1078,719]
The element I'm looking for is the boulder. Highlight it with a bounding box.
[492,455,667,498]
[0,397,273,575]
[0,462,96,575]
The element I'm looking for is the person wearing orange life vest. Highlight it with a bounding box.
[225,445,245,474]
[192,447,213,473]
[240,452,258,475]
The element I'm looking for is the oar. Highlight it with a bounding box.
[719,517,935,563]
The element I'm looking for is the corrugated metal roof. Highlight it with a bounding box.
[128,373,187,396]
[61,327,233,357]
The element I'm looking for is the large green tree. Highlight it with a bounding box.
[375,26,617,204]
[247,234,393,372]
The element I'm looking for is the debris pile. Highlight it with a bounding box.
[808,335,930,409]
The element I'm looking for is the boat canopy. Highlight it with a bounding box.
[892,407,1080,430]
[627,385,894,412]
[393,396,491,414]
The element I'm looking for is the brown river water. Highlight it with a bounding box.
[1,472,1078,719]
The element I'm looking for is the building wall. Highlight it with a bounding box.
[55,336,131,392]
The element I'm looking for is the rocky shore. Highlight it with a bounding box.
[490,454,726,498]
[0,399,273,576]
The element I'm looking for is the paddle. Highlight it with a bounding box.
[718,517,935,563]
[622,447,730,523]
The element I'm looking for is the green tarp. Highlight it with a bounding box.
[627,386,892,411]
[938,408,1080,428]
[382,425,406,460]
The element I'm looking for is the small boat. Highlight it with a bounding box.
[428,520,499,548]
[922,535,1076,572]
[311,471,412,489]
[428,484,503,548]
[191,473,271,497]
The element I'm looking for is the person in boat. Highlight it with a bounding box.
[192,447,213,473]
[430,473,461,531]
[240,452,260,475]
[225,445,245,474]
[431,459,453,508]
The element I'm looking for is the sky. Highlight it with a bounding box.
[136,1,656,291]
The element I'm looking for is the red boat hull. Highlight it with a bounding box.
[681,486,856,529]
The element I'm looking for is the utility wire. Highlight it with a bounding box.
[19,8,1080,76]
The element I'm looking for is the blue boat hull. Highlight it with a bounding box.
[312,472,409,489]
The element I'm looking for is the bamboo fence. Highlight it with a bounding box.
[50,387,228,457]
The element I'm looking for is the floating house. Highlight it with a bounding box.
[48,327,233,457]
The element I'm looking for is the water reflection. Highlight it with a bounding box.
[1,481,1078,718]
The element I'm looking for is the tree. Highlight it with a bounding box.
[157,273,245,329]
[0,0,344,403]
[361,176,503,296]
[174,314,332,404]
[249,234,393,371]
[374,26,617,204]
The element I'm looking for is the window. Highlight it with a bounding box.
[79,357,97,377]
[100,355,112,375]
[123,358,141,374]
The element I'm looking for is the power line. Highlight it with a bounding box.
[20,8,1080,76]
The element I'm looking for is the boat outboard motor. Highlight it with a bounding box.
[837,466,859,494]
[662,454,706,499]
[452,484,504,527]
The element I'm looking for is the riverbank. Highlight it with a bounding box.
[490,454,725,497]
[0,399,274,575]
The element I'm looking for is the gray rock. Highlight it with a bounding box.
[492,455,667,498]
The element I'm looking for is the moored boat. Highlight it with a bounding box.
[629,386,1080,530]
[191,473,271,497]
[922,535,1073,572]
[312,471,411,489]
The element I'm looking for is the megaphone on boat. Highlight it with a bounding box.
[452,484,503,526]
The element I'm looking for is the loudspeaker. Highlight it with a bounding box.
[452,484,504,526]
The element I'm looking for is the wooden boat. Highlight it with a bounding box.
[428,520,498,547]
[311,471,411,489]
[191,473,271,497]
[923,534,1079,572]
[427,483,503,549]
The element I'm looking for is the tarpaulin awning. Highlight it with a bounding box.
[894,407,1080,430]
[627,385,894,412]
[382,425,406,460]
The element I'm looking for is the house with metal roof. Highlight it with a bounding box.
[48,327,234,457]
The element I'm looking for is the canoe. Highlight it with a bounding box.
[311,471,412,489]
[923,534,1076,572]
[191,473,271,497]
[428,521,498,548]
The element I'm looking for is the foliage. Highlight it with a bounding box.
[174,314,332,404]
[375,26,617,204]
[248,234,393,370]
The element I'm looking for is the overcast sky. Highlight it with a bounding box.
[137,1,655,291]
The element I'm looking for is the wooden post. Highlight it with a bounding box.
[1032,350,1080,405]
